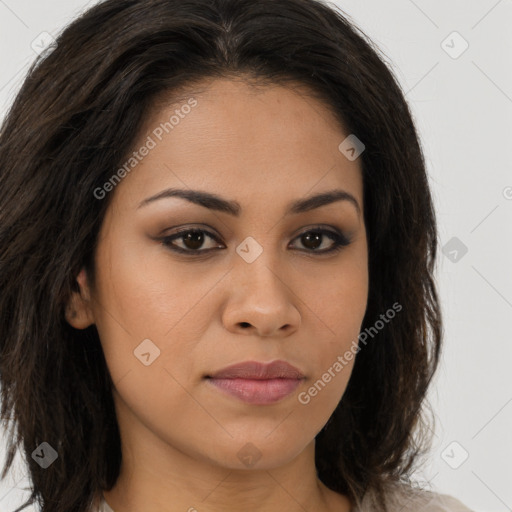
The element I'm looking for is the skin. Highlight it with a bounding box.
[66,78,368,512]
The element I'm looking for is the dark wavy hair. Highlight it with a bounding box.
[0,0,442,511]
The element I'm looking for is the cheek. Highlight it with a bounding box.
[287,272,367,424]
[295,284,365,424]
[92,232,194,334]
[90,253,211,436]
[301,260,367,392]
[301,256,368,342]
[91,237,223,390]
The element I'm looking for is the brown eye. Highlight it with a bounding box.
[289,228,350,254]
[300,231,323,250]
[180,230,208,250]
[161,228,223,253]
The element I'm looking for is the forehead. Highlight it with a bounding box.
[109,78,363,215]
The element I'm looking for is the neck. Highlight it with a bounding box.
[102,442,352,512]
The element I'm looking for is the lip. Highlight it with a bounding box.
[205,360,305,405]
[207,360,305,380]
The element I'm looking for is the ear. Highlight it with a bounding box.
[65,268,95,329]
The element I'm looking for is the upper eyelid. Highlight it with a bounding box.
[162,225,349,249]
[164,225,344,240]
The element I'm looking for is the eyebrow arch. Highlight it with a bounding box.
[137,187,361,217]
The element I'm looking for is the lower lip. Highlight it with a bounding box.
[206,377,303,404]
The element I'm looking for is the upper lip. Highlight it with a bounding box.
[207,360,305,380]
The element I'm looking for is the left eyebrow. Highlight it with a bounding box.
[137,187,361,217]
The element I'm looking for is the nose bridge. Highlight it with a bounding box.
[233,234,287,298]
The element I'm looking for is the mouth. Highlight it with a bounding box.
[205,360,305,405]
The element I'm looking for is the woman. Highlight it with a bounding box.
[0,0,474,511]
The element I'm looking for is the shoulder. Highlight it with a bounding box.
[395,489,474,512]
[355,481,474,512]
[88,494,115,512]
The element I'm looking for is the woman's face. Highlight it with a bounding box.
[70,78,368,472]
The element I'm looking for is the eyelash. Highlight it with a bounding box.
[159,225,351,257]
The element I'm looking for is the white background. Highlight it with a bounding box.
[0,1,511,511]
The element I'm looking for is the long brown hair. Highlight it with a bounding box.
[0,1,442,511]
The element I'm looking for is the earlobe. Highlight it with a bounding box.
[65,267,95,329]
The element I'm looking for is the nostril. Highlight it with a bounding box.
[240,322,251,328]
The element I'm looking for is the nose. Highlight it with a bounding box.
[222,254,301,338]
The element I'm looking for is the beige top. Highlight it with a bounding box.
[351,482,475,512]
[93,483,474,512]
